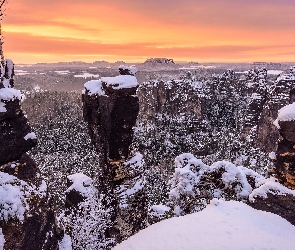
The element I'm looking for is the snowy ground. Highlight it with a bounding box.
[114,199,295,250]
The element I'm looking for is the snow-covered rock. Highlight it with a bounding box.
[114,200,295,250]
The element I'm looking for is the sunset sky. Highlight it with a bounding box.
[2,0,295,64]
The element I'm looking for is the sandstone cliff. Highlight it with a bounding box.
[0,59,60,249]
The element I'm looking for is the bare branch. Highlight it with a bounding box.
[0,0,7,9]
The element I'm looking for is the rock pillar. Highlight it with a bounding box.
[82,65,146,244]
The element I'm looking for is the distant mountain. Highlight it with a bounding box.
[144,58,175,64]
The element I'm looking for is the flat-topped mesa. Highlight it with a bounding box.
[83,65,139,166]
[144,58,175,64]
[273,102,295,189]
[0,59,37,168]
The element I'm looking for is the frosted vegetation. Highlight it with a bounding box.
[18,68,273,206]
[17,69,272,211]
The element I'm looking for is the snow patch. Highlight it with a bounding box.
[0,102,6,113]
[101,75,138,89]
[123,152,144,169]
[14,70,29,76]
[269,152,276,160]
[118,178,145,209]
[55,70,70,75]
[114,200,295,250]
[59,234,72,250]
[74,72,100,78]
[275,102,295,125]
[149,205,171,218]
[24,132,37,140]
[0,228,4,250]
[179,65,216,70]
[84,80,105,96]
[0,172,29,221]
[0,88,21,101]
[249,177,295,202]
[277,73,295,82]
[66,173,95,198]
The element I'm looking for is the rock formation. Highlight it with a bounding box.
[255,67,295,152]
[0,59,60,249]
[247,101,295,226]
[273,102,295,189]
[82,65,147,244]
[144,58,175,65]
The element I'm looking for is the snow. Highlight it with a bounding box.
[14,70,29,76]
[0,228,4,250]
[24,132,37,140]
[118,178,145,209]
[101,75,138,89]
[275,102,295,123]
[249,177,295,202]
[211,161,253,198]
[0,88,21,101]
[55,70,70,75]
[123,153,144,169]
[0,172,28,221]
[268,70,283,75]
[149,205,171,218]
[114,199,295,250]
[74,72,100,78]
[59,234,72,250]
[66,173,94,198]
[236,70,283,75]
[0,102,6,112]
[37,180,47,197]
[277,73,295,82]
[269,151,276,160]
[179,65,216,70]
[84,80,106,96]
[119,65,137,75]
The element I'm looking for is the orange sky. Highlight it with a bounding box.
[2,0,295,64]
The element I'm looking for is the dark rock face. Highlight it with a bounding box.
[256,70,295,152]
[83,92,139,164]
[275,121,295,189]
[0,60,37,165]
[248,193,295,226]
[0,60,60,249]
[3,153,39,182]
[83,68,139,166]
[248,100,295,226]
[2,207,60,250]
[0,103,37,165]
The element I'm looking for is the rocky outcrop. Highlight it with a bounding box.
[255,67,295,152]
[273,103,295,189]
[241,68,268,139]
[140,58,178,71]
[83,66,147,245]
[247,102,295,226]
[249,193,295,225]
[83,67,139,165]
[0,61,37,166]
[0,59,60,249]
